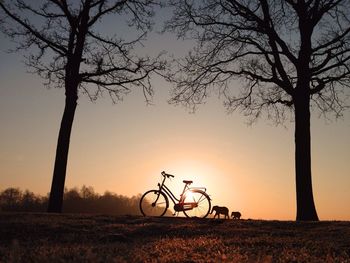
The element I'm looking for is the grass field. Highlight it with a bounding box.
[0,213,349,262]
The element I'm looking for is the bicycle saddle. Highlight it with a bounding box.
[183,180,193,184]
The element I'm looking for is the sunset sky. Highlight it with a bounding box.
[0,6,349,221]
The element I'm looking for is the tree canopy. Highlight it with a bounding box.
[166,0,350,123]
[0,0,164,102]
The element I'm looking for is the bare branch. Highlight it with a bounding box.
[0,1,68,55]
[0,0,163,102]
[88,0,127,27]
[166,0,350,121]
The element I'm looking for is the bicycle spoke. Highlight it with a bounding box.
[140,190,169,217]
[197,195,205,203]
[183,190,211,218]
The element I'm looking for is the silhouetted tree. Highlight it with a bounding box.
[0,188,47,212]
[166,0,350,221]
[0,0,164,213]
[0,186,142,214]
[0,188,22,210]
[80,185,97,200]
[21,190,40,212]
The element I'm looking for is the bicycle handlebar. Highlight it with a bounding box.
[161,171,175,178]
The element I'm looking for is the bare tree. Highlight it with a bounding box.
[165,0,350,221]
[0,0,164,213]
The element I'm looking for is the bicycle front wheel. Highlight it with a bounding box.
[140,190,169,217]
[183,190,211,218]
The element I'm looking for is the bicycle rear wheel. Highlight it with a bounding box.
[183,190,211,218]
[140,190,169,217]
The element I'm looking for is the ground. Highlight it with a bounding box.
[0,213,349,262]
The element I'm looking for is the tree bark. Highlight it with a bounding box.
[47,89,78,213]
[294,95,319,221]
[47,3,87,212]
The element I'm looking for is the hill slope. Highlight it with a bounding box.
[0,213,349,262]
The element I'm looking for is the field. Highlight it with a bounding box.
[0,213,349,262]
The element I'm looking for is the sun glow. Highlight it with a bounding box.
[163,160,217,190]
[183,189,194,202]
[159,158,241,212]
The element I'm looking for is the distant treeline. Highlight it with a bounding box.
[0,186,142,215]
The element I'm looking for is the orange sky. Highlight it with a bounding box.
[0,10,349,221]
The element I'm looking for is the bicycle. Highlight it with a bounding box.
[139,171,211,218]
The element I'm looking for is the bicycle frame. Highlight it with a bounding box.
[159,183,180,205]
[157,175,181,205]
[157,174,208,211]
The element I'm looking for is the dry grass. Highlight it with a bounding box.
[0,212,349,262]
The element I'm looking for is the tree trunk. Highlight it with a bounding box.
[47,90,78,213]
[294,95,319,221]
